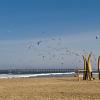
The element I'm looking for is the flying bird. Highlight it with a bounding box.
[27,42,34,49]
[61,62,64,66]
[51,38,55,40]
[42,56,45,60]
[37,41,42,46]
[96,35,99,39]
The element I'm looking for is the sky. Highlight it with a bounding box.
[0,0,100,69]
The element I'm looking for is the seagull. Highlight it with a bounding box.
[37,41,42,46]
[27,42,34,49]
[96,35,99,39]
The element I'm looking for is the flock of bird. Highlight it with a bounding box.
[27,34,99,68]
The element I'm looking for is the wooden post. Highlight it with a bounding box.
[86,61,88,80]
[88,53,93,80]
[98,56,100,79]
[82,55,88,80]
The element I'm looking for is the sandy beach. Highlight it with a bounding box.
[0,77,100,100]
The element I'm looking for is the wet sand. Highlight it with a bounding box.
[0,77,100,100]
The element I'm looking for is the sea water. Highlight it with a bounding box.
[0,72,75,79]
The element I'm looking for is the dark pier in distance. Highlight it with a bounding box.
[0,68,76,74]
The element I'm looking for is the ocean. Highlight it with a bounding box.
[0,72,75,79]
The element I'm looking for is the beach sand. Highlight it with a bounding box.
[0,77,100,100]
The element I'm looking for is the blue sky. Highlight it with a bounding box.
[0,0,100,69]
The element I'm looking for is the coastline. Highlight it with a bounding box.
[0,72,75,79]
